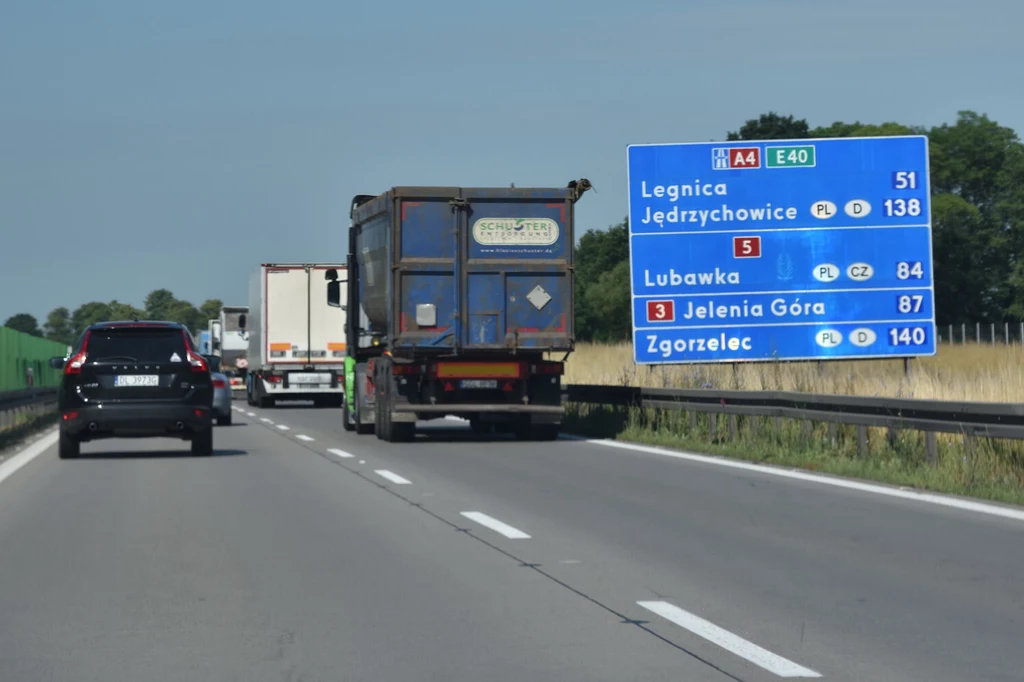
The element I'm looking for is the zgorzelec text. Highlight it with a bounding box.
[646,333,753,358]
[636,180,799,228]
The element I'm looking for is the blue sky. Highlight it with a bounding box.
[2,0,1021,324]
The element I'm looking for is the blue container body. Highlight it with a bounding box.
[351,186,577,356]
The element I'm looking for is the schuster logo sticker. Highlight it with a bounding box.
[472,217,559,246]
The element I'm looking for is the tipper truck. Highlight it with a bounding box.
[241,263,348,408]
[326,179,592,442]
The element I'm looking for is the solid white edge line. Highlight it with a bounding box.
[586,438,1024,523]
[374,469,411,485]
[296,434,314,442]
[327,448,355,459]
[276,425,290,431]
[637,601,822,678]
[0,430,58,487]
[459,511,531,539]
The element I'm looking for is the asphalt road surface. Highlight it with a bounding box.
[1,402,1022,682]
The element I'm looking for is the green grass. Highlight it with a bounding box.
[0,409,58,453]
[563,403,1024,507]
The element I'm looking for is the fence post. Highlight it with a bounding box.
[991,322,995,345]
[948,324,953,344]
[962,323,966,343]
[1006,322,1010,345]
[976,322,981,343]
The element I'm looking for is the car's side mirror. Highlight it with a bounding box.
[49,356,65,370]
[238,314,247,330]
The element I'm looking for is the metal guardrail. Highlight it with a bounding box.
[0,388,59,433]
[563,384,1024,461]
[0,388,58,411]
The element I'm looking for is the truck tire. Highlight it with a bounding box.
[342,400,355,432]
[515,423,560,442]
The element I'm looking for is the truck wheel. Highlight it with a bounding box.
[387,421,415,443]
[515,423,560,441]
[342,401,355,432]
[469,418,491,436]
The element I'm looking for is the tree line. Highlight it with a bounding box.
[3,290,223,346]
[6,109,1021,346]
[574,110,1024,342]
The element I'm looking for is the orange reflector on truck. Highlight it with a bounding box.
[269,343,291,351]
[328,342,346,351]
[434,362,522,379]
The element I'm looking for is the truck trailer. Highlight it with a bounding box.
[242,263,348,408]
[326,179,592,442]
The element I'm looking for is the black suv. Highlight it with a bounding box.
[50,321,215,458]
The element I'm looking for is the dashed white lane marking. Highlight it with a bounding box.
[276,425,290,431]
[260,418,273,424]
[358,460,366,464]
[587,439,1024,524]
[374,469,411,485]
[327,448,354,459]
[637,601,821,678]
[459,511,531,539]
[296,434,314,442]
[0,430,58,487]
[246,412,256,417]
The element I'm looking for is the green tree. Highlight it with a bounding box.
[144,289,177,321]
[4,313,42,337]
[165,300,204,335]
[200,298,223,322]
[108,300,145,321]
[582,261,631,342]
[727,112,809,141]
[575,219,629,341]
[71,302,113,338]
[43,307,73,345]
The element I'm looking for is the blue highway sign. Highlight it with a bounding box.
[626,136,935,364]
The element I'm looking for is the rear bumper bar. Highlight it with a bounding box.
[62,403,213,438]
[391,404,564,415]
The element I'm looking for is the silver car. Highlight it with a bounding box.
[204,355,233,426]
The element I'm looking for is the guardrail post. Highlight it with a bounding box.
[924,431,937,466]
[708,413,717,441]
[728,414,737,441]
[827,422,837,447]
[801,419,812,444]
[689,411,697,432]
[857,426,867,457]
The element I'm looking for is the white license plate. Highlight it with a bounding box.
[290,373,332,385]
[460,379,497,389]
[114,375,159,387]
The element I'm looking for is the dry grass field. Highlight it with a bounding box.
[558,342,1024,403]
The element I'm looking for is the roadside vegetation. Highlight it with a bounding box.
[560,342,1024,505]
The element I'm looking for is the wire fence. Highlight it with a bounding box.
[938,322,1024,345]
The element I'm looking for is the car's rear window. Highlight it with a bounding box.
[88,329,188,363]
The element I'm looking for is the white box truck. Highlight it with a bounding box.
[241,263,348,408]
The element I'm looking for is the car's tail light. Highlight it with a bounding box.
[63,411,79,421]
[212,379,226,389]
[64,332,91,375]
[182,331,208,372]
[265,375,281,384]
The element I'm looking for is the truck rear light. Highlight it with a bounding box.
[531,362,564,376]
[265,375,282,384]
[391,363,424,375]
[432,361,524,379]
